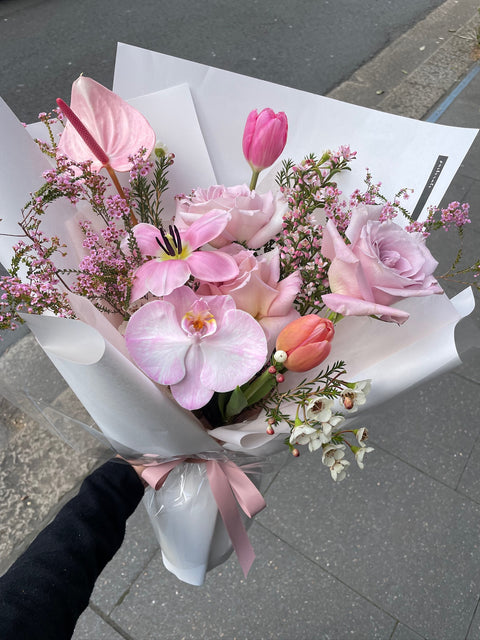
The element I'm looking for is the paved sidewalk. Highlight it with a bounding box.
[1,4,480,640]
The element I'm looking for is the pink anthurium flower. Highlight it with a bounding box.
[130,210,239,300]
[57,76,155,172]
[125,287,268,410]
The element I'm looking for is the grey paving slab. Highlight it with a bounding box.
[455,348,480,386]
[0,410,98,572]
[366,371,480,489]
[257,447,480,640]
[91,503,159,615]
[391,622,425,640]
[467,601,480,640]
[110,523,396,640]
[73,606,125,640]
[0,333,67,408]
[458,437,480,503]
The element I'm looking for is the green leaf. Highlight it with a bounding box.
[225,386,249,419]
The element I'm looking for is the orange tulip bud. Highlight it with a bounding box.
[275,315,334,372]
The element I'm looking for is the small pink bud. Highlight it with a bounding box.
[268,417,275,425]
[268,365,277,374]
[266,426,275,435]
[242,108,288,173]
[292,448,300,457]
[276,315,335,372]
[276,373,285,383]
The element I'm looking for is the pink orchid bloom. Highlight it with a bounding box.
[125,287,268,410]
[57,76,155,172]
[130,210,239,300]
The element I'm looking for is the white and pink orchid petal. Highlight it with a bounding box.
[170,346,214,410]
[182,209,231,249]
[125,301,190,384]
[58,76,155,172]
[322,293,410,324]
[200,309,267,392]
[187,250,238,283]
[163,286,201,321]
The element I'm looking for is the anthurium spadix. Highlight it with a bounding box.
[56,76,155,172]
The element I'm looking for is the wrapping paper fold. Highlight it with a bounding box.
[0,44,478,584]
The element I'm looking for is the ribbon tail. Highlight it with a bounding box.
[221,459,266,517]
[207,460,256,578]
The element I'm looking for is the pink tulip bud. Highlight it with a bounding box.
[242,108,288,173]
[276,315,334,372]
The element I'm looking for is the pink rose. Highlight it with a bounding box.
[175,184,286,249]
[196,245,302,352]
[321,204,443,324]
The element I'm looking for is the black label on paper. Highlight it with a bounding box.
[411,155,448,220]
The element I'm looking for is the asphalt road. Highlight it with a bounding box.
[0,0,447,123]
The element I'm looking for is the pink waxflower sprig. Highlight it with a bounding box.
[274,150,357,314]
[404,201,479,290]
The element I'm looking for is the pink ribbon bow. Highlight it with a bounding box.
[141,457,266,577]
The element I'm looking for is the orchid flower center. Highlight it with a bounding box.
[181,299,217,338]
[155,225,190,261]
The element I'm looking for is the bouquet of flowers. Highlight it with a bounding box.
[0,48,478,585]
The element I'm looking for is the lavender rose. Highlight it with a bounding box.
[175,184,286,249]
[321,204,443,324]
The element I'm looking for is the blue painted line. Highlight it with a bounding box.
[426,63,480,122]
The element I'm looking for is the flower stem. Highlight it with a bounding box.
[249,169,260,191]
[243,368,277,405]
[105,164,138,225]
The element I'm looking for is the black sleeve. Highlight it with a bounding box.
[0,458,145,640]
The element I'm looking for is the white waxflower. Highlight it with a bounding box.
[355,427,369,447]
[306,396,334,423]
[321,443,346,467]
[330,458,350,482]
[290,424,330,451]
[289,424,317,446]
[340,380,372,413]
[321,444,350,481]
[316,413,345,441]
[355,446,374,470]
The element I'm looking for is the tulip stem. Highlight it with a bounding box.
[249,169,260,191]
[105,164,138,226]
[243,368,277,405]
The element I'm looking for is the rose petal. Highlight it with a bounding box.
[322,293,410,324]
